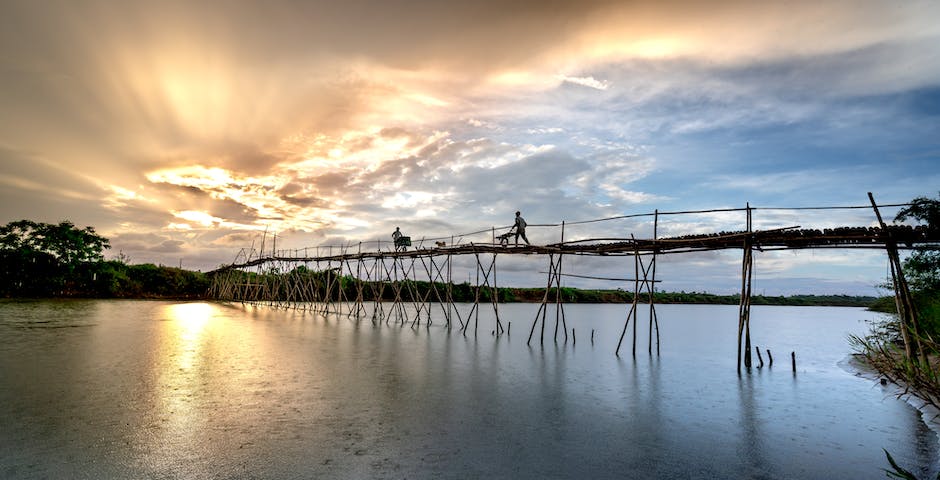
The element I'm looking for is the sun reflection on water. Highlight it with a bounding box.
[167,302,212,371]
[151,302,218,465]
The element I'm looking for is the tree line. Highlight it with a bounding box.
[0,220,207,298]
[219,265,879,307]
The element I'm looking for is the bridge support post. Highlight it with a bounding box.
[528,253,561,346]
[337,245,353,317]
[528,222,568,346]
[322,248,336,317]
[649,211,661,356]
[465,251,502,335]
[868,192,924,364]
[368,256,387,324]
[616,228,660,357]
[737,204,754,372]
[351,244,365,318]
[419,253,460,329]
[446,251,455,328]
[555,222,567,343]
[616,236,644,357]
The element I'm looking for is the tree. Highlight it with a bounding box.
[895,193,940,293]
[0,220,109,265]
[0,220,110,295]
[895,192,940,233]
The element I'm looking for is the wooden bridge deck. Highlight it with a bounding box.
[210,224,938,271]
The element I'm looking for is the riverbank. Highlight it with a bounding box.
[845,354,940,443]
[498,287,879,307]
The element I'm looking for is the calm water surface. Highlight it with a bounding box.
[0,299,936,479]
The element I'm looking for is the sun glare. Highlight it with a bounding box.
[174,210,223,227]
[165,302,213,370]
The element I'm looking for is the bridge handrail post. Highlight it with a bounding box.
[868,192,923,364]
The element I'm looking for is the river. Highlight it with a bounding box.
[0,299,936,479]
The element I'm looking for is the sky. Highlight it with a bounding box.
[1,0,939,295]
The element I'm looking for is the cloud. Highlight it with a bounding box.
[109,232,182,254]
[1,0,937,286]
[211,232,258,247]
[558,75,610,90]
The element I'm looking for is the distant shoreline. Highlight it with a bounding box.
[1,289,885,309]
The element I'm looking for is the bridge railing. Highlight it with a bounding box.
[230,201,919,261]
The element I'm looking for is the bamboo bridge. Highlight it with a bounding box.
[207,194,939,370]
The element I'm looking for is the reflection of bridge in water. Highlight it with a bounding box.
[208,194,938,370]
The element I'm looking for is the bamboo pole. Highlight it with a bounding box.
[447,249,453,328]
[424,253,458,327]
[868,192,924,365]
[528,253,556,346]
[541,254,555,344]
[617,238,642,357]
[354,243,364,318]
[492,253,503,334]
[737,204,754,372]
[649,210,661,355]
[464,251,484,335]
[632,237,640,355]
[745,206,753,369]
[557,221,567,343]
[464,252,501,334]
[369,257,386,324]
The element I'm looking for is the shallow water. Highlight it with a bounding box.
[0,299,936,479]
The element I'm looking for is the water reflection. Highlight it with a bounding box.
[167,302,212,370]
[737,371,768,478]
[150,303,216,472]
[0,301,937,479]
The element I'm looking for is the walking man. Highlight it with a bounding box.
[513,211,530,246]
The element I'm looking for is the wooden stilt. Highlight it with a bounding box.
[465,252,501,334]
[447,250,454,328]
[528,253,557,346]
[419,254,451,327]
[737,204,754,372]
[491,253,502,334]
[632,237,640,355]
[649,211,660,355]
[869,192,924,365]
[617,238,643,357]
[557,222,567,343]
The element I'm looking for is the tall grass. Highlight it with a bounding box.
[851,293,940,411]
